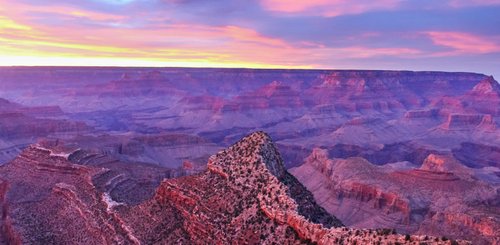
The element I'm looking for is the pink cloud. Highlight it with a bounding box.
[259,0,500,16]
[0,1,125,23]
[0,0,426,69]
[0,4,300,68]
[302,46,422,60]
[426,31,500,54]
[1,11,422,69]
[448,0,500,7]
[4,0,494,70]
[259,0,401,16]
[335,46,422,58]
[222,26,290,48]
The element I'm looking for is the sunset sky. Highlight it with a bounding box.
[0,0,499,77]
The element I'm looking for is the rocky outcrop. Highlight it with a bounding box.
[0,98,91,161]
[0,181,22,244]
[441,114,496,130]
[0,131,472,244]
[65,146,183,205]
[0,139,201,244]
[326,142,439,166]
[34,133,221,169]
[420,154,471,174]
[469,76,500,97]
[291,150,499,244]
[404,109,439,119]
[124,132,462,244]
[0,113,90,140]
[462,76,500,115]
[0,146,134,244]
[222,81,303,111]
[0,97,91,165]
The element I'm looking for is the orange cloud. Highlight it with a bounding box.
[426,31,500,54]
[259,0,401,16]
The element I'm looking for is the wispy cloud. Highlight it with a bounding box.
[0,16,31,30]
[258,0,500,17]
[447,0,500,7]
[259,0,401,16]
[425,31,500,54]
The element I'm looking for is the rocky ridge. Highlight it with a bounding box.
[121,132,466,244]
[0,132,467,244]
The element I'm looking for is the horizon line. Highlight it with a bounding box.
[0,65,491,77]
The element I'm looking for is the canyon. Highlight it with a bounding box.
[0,67,498,244]
[0,131,464,244]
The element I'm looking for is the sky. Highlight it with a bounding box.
[0,0,499,78]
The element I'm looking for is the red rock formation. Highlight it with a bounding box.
[0,132,462,244]
[462,76,500,115]
[0,146,136,244]
[223,81,303,111]
[404,109,439,119]
[0,112,90,139]
[420,154,471,175]
[179,95,225,111]
[441,113,496,130]
[469,76,500,98]
[138,132,457,244]
[291,150,499,244]
[0,181,23,244]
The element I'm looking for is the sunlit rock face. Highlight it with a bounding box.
[0,132,464,244]
[0,67,498,243]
